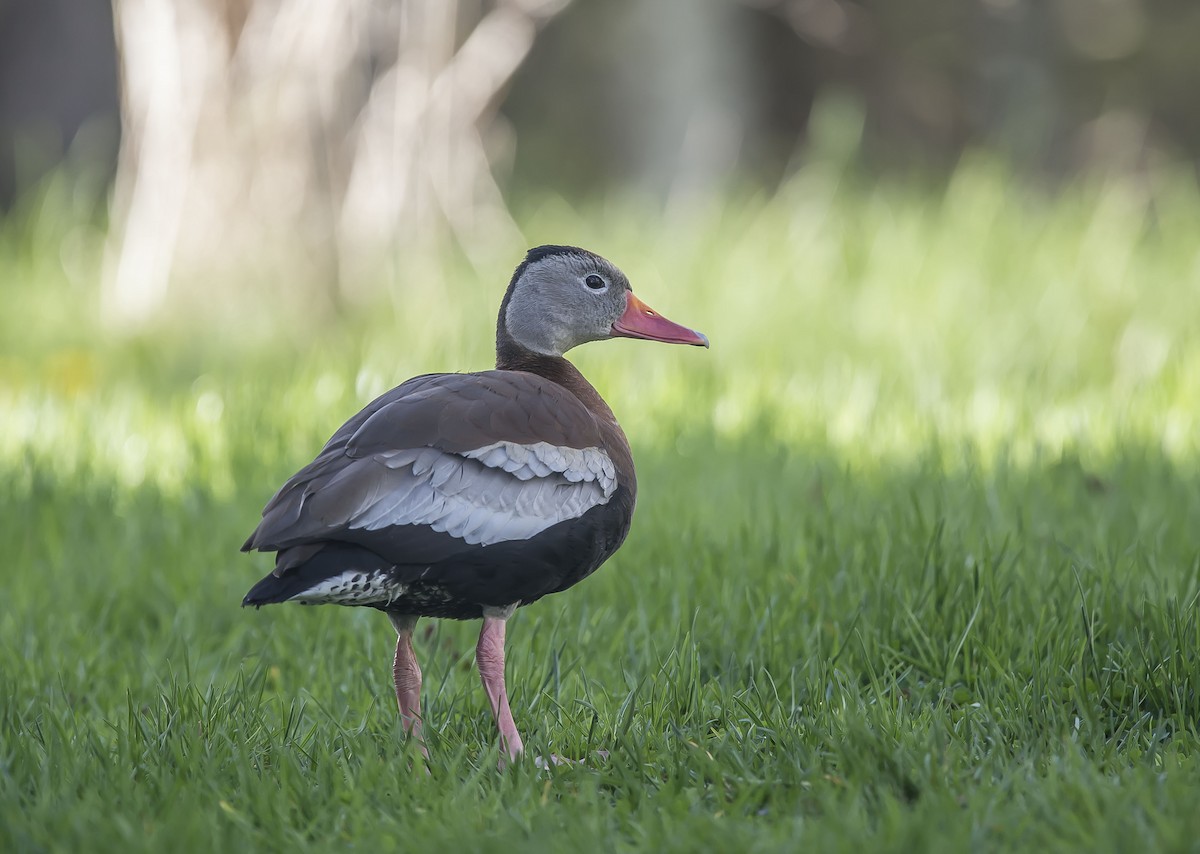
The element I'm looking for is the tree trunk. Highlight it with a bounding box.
[103,0,568,326]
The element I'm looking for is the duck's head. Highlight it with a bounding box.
[498,245,709,358]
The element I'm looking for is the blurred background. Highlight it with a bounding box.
[2,0,1200,483]
[2,0,1198,327]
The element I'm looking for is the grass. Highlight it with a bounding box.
[3,159,1200,851]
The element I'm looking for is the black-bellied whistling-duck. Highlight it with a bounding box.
[242,245,707,762]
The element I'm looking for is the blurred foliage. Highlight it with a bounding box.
[3,151,1200,476]
[506,0,1200,193]
[5,0,1200,212]
[6,0,1198,326]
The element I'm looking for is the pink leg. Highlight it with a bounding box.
[388,614,426,756]
[477,609,524,763]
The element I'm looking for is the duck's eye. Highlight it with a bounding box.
[585,274,606,291]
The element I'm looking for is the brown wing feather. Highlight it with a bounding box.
[242,370,610,555]
[345,372,605,458]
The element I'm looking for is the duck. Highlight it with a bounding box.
[242,245,707,762]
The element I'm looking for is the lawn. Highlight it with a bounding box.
[3,161,1200,852]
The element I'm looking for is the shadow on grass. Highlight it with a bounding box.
[4,429,1199,849]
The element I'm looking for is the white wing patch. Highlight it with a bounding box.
[346,442,617,547]
[462,441,617,495]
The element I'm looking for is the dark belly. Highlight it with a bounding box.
[243,486,634,619]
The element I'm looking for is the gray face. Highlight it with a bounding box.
[504,252,631,356]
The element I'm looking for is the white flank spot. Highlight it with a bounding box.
[288,571,408,606]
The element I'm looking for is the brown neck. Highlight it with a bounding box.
[496,325,635,491]
[496,340,617,424]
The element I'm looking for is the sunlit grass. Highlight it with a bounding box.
[3,161,1200,851]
